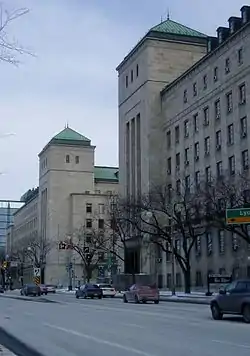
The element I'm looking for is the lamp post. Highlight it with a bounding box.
[66,236,73,291]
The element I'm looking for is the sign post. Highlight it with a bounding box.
[33,267,41,285]
[226,208,250,225]
[206,274,232,295]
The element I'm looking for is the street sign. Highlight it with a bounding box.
[226,208,250,225]
[208,274,232,284]
[33,276,40,285]
[33,267,41,277]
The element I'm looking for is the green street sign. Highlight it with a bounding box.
[226,208,250,225]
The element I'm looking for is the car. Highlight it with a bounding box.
[39,284,48,295]
[20,284,41,297]
[0,285,4,293]
[75,284,103,299]
[123,284,159,304]
[97,283,116,298]
[45,284,56,293]
[210,279,250,323]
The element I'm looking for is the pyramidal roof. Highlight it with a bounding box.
[53,126,91,142]
[150,19,207,38]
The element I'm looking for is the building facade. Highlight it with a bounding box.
[8,127,119,286]
[118,6,250,288]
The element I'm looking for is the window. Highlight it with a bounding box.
[86,203,92,213]
[195,170,200,188]
[183,89,187,103]
[125,75,128,88]
[204,136,210,155]
[193,82,197,96]
[176,153,180,171]
[218,230,225,254]
[65,155,70,163]
[203,75,207,90]
[194,142,199,160]
[130,70,133,83]
[238,48,243,65]
[225,57,230,73]
[216,161,222,178]
[239,83,246,105]
[176,273,182,288]
[167,184,172,202]
[175,125,180,143]
[86,233,92,243]
[215,130,221,149]
[86,219,92,228]
[232,232,239,251]
[166,130,171,148]
[226,91,233,113]
[98,204,105,215]
[193,113,199,132]
[205,166,211,183]
[195,236,202,256]
[184,148,189,165]
[203,107,209,125]
[195,271,202,286]
[184,120,189,137]
[227,124,234,145]
[136,64,139,77]
[229,155,235,175]
[98,219,104,229]
[241,116,247,138]
[185,175,190,193]
[75,155,79,164]
[176,179,181,195]
[214,66,218,82]
[215,99,221,120]
[206,232,213,255]
[167,157,171,174]
[242,149,249,170]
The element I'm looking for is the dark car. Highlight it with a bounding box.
[123,284,159,304]
[20,284,41,297]
[210,279,250,323]
[75,284,103,299]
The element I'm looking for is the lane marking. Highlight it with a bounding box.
[212,339,250,349]
[120,322,146,329]
[44,322,156,356]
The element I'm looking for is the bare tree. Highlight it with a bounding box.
[123,181,206,293]
[202,174,250,244]
[68,226,112,283]
[0,3,31,65]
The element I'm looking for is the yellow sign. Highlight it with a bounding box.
[33,276,41,285]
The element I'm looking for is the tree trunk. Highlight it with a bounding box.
[183,265,191,294]
[86,269,92,283]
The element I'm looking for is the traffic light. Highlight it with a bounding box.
[86,253,91,262]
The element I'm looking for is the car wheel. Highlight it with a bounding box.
[111,295,115,298]
[211,303,223,320]
[154,300,159,304]
[53,291,56,294]
[142,300,146,304]
[123,295,128,303]
[76,294,79,299]
[45,292,48,295]
[83,293,87,299]
[242,304,250,323]
[135,295,140,304]
[98,295,102,299]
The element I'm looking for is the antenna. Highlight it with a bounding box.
[167,8,170,20]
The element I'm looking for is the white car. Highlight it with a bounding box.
[97,284,116,297]
[45,284,56,293]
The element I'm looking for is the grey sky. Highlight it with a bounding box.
[0,0,246,200]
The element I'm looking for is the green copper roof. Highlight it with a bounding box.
[53,127,91,142]
[150,19,207,38]
[94,166,119,182]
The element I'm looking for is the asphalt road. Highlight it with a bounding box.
[0,292,250,356]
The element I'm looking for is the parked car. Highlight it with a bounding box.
[75,284,103,299]
[45,284,56,293]
[210,279,250,323]
[39,284,48,295]
[0,285,4,293]
[123,284,159,304]
[97,284,116,298]
[20,284,41,297]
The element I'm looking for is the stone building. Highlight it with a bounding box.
[8,127,119,286]
[118,7,250,288]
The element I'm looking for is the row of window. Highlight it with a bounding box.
[125,64,139,88]
[86,218,105,229]
[86,203,105,215]
[65,154,80,164]
[167,85,246,147]
[183,47,243,103]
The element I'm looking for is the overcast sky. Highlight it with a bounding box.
[0,0,246,200]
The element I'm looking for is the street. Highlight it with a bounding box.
[0,293,250,356]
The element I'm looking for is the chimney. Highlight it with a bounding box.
[241,5,250,24]
[228,17,242,34]
[207,36,218,52]
[217,27,230,44]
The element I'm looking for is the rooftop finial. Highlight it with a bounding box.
[167,8,170,20]
[65,122,69,128]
